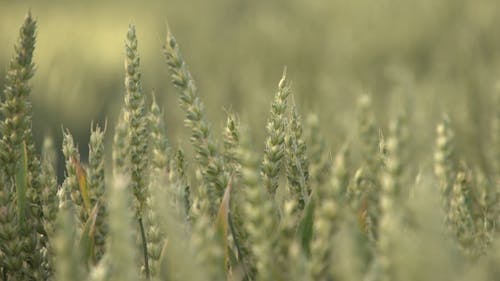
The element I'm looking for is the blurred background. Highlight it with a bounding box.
[1,0,500,177]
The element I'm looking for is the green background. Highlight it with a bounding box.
[1,0,499,176]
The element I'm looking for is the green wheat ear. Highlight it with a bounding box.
[112,110,129,175]
[145,93,170,278]
[221,116,255,280]
[88,123,107,262]
[54,194,86,281]
[106,174,140,281]
[0,12,37,179]
[0,12,46,279]
[262,67,291,196]
[163,28,227,216]
[238,128,278,281]
[149,169,204,281]
[190,203,226,281]
[447,170,477,256]
[169,147,191,220]
[40,135,59,276]
[305,113,332,188]
[61,129,87,227]
[434,116,458,214]
[285,105,310,211]
[123,24,149,218]
[121,25,154,280]
[378,117,405,281]
[223,113,241,176]
[310,147,347,280]
[0,173,24,280]
[149,92,171,173]
[143,191,163,278]
[354,94,382,242]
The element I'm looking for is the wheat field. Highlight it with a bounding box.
[1,3,500,281]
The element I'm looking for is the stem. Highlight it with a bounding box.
[139,217,150,280]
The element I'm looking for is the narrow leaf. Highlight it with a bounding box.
[72,155,91,213]
[228,210,249,278]
[296,193,315,255]
[215,177,232,275]
[79,202,99,265]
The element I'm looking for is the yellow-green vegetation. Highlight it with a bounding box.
[2,11,500,281]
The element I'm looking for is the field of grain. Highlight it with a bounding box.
[1,2,500,280]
